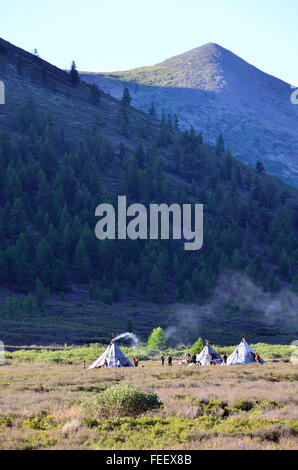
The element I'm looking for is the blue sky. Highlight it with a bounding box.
[1,0,297,84]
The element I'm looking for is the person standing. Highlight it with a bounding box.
[161,355,165,366]
[167,355,172,367]
[82,360,86,370]
[255,353,262,364]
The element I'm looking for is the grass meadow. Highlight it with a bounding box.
[0,344,297,450]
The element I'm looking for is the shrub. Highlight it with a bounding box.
[232,398,254,412]
[23,410,56,430]
[254,424,297,443]
[82,384,162,418]
[0,416,13,428]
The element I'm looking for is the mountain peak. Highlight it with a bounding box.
[157,42,230,66]
[191,42,226,52]
[81,43,298,187]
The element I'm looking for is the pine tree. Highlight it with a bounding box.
[24,293,34,315]
[279,248,291,280]
[126,318,133,332]
[232,248,243,270]
[69,60,79,86]
[271,275,281,293]
[34,278,48,311]
[89,84,100,105]
[112,279,121,302]
[256,161,266,175]
[150,264,163,302]
[216,134,225,155]
[183,279,194,302]
[174,114,179,130]
[74,239,91,283]
[9,198,26,240]
[148,102,156,118]
[120,116,128,136]
[135,144,145,169]
[119,87,131,128]
[121,87,131,107]
[118,143,125,166]
[52,259,68,291]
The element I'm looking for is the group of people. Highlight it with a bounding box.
[177,350,263,366]
[160,355,172,366]
[82,345,263,370]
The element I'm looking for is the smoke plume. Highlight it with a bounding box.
[113,332,139,350]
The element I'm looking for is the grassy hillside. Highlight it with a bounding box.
[0,37,297,346]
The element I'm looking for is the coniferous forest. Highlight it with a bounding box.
[0,96,297,301]
[0,37,297,343]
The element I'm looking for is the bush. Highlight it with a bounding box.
[0,416,13,428]
[232,398,254,412]
[23,410,56,430]
[254,424,297,443]
[82,384,162,418]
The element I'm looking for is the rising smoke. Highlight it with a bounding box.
[113,332,139,350]
[165,270,298,345]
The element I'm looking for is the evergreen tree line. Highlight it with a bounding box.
[0,96,296,308]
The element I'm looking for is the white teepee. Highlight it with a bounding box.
[227,338,266,365]
[196,342,223,365]
[88,341,134,369]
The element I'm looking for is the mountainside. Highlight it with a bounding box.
[0,37,297,346]
[81,43,298,187]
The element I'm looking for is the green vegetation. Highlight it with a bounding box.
[88,83,100,106]
[147,327,168,351]
[82,415,297,449]
[0,357,297,450]
[0,287,296,345]
[23,410,56,431]
[0,95,296,307]
[0,40,297,348]
[82,384,161,418]
[190,337,204,355]
[69,60,79,86]
[3,342,295,365]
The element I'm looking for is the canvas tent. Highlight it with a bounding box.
[196,342,223,365]
[227,338,266,365]
[88,341,134,369]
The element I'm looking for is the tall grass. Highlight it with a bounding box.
[0,360,297,449]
